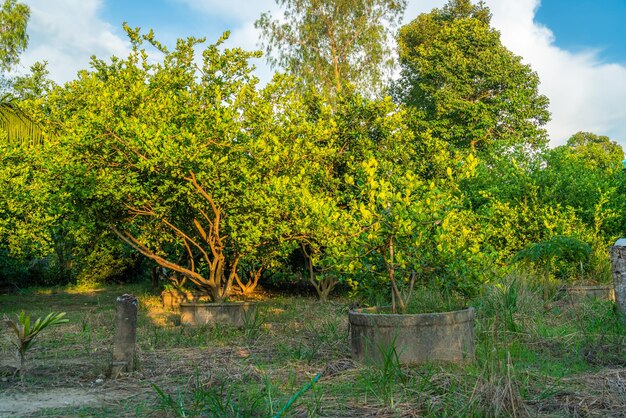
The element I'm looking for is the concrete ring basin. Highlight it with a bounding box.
[349,306,475,365]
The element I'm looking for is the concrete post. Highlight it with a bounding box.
[610,238,626,317]
[110,294,138,379]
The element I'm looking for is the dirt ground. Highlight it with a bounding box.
[0,387,134,417]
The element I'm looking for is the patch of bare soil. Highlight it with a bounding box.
[0,353,150,417]
[0,387,133,417]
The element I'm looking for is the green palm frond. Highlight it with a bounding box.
[0,93,45,146]
[4,311,69,357]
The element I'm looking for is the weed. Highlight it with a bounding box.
[242,306,264,342]
[153,383,188,417]
[152,377,266,417]
[272,372,322,417]
[358,335,405,408]
[471,352,529,417]
[572,299,626,366]
[263,371,276,416]
[287,339,321,362]
[80,314,93,353]
[304,381,324,417]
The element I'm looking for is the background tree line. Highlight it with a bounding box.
[0,0,624,301]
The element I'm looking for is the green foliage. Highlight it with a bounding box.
[11,61,56,101]
[474,271,543,335]
[0,1,47,146]
[342,150,488,310]
[0,93,45,146]
[0,0,29,72]
[514,235,591,287]
[539,133,624,235]
[0,4,621,307]
[0,141,57,260]
[74,238,139,287]
[44,28,359,301]
[152,379,266,417]
[256,0,406,97]
[514,236,591,267]
[396,0,549,152]
[0,128,130,286]
[566,131,625,171]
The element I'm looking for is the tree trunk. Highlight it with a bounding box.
[311,275,338,301]
[18,350,25,383]
[151,266,160,289]
[387,237,405,314]
[236,266,263,295]
[301,246,336,301]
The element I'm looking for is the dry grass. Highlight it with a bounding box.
[0,284,625,417]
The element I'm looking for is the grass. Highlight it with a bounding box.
[0,278,624,417]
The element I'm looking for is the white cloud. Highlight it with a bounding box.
[18,0,129,84]
[488,0,626,146]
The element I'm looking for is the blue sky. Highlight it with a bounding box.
[98,0,626,66]
[19,0,626,148]
[101,0,234,43]
[535,0,626,65]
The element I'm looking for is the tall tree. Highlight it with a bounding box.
[565,131,624,171]
[0,0,45,146]
[256,0,406,98]
[396,0,550,152]
[0,0,29,72]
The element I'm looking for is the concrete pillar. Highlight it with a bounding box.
[110,294,138,378]
[610,238,626,317]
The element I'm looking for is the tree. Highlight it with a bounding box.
[41,28,274,301]
[539,133,624,229]
[0,0,29,72]
[256,0,406,98]
[564,131,624,171]
[396,0,550,152]
[43,28,369,301]
[0,140,57,267]
[0,1,46,146]
[339,150,488,312]
[12,61,56,101]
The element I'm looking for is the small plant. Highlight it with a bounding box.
[242,307,264,342]
[273,372,322,417]
[152,383,188,417]
[81,314,93,353]
[4,311,69,380]
[152,378,266,417]
[359,336,405,408]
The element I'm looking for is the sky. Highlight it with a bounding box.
[16,0,626,148]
